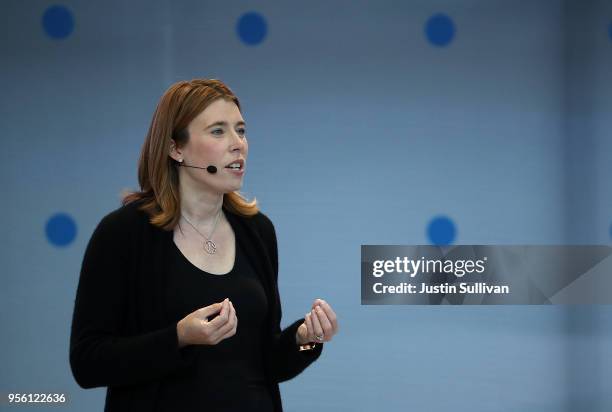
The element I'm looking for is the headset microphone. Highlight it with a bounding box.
[178,162,217,174]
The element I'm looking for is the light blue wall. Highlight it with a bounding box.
[1,1,611,411]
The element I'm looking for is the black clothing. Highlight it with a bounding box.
[69,200,322,411]
[155,237,273,411]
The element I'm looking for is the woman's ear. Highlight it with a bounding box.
[169,139,183,162]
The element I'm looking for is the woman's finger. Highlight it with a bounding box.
[210,300,234,342]
[305,313,315,341]
[209,298,227,322]
[197,302,223,320]
[219,304,238,341]
[315,300,338,332]
[304,312,315,342]
[310,308,324,341]
[314,306,334,339]
[208,299,230,329]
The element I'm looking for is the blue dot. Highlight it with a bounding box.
[236,12,267,46]
[42,5,74,39]
[425,13,455,47]
[427,216,456,246]
[45,213,77,247]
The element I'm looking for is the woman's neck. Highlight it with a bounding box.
[179,181,224,226]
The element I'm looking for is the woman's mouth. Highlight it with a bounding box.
[224,159,245,175]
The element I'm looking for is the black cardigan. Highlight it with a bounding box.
[69,200,322,411]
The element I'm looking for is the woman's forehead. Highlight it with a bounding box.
[194,99,243,128]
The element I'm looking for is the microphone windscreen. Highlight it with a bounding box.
[206,165,217,174]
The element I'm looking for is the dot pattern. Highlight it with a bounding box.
[427,216,457,246]
[42,5,75,39]
[236,12,268,46]
[45,213,77,247]
[425,13,456,47]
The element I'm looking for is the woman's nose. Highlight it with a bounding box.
[230,131,246,151]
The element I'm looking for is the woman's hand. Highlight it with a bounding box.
[296,299,338,345]
[177,298,237,348]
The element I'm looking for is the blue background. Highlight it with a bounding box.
[1,0,611,411]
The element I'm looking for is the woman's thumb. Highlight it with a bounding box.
[197,301,224,319]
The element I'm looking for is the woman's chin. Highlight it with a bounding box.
[223,182,244,193]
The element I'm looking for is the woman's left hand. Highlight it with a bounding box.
[296,299,339,345]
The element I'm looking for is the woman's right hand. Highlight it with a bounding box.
[176,298,237,348]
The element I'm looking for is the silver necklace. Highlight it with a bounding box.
[181,209,222,255]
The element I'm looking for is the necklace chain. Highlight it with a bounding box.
[181,209,222,255]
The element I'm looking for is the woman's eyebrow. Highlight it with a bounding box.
[205,120,246,129]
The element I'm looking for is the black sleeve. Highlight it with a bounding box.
[256,214,323,382]
[69,211,196,389]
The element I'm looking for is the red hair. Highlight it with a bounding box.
[123,79,258,230]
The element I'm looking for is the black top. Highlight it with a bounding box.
[155,238,274,411]
[69,200,323,412]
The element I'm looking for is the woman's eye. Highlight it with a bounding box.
[237,128,246,135]
[212,129,223,135]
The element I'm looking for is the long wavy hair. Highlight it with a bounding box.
[123,79,258,230]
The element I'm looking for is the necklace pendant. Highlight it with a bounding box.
[204,239,217,254]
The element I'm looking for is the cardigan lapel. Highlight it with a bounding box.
[130,214,174,333]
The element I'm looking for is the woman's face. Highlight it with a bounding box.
[172,98,248,194]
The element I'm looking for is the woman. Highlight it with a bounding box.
[69,79,338,411]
